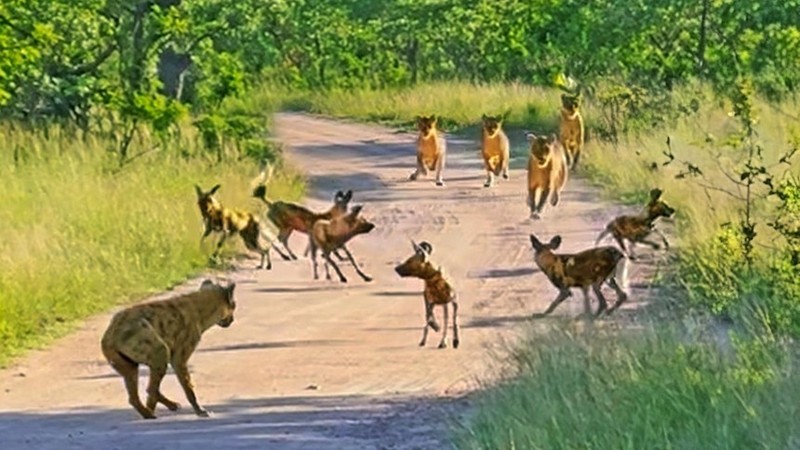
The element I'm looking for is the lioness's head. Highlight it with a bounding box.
[526,132,560,166]
[416,115,437,137]
[200,279,237,328]
[481,114,503,137]
[561,94,581,115]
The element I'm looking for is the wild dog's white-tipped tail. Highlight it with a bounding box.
[595,228,611,246]
[615,254,629,292]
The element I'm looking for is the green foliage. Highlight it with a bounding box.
[453,326,799,450]
[0,122,304,366]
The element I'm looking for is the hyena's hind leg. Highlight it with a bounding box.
[104,349,154,419]
[143,341,179,414]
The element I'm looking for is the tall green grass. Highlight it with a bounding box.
[453,325,799,449]
[0,123,304,366]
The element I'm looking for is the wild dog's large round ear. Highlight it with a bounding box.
[649,188,663,201]
[482,113,488,121]
[334,190,344,200]
[344,189,353,201]
[550,235,562,250]
[195,185,204,197]
[209,184,221,195]
[529,234,542,250]
[418,241,433,255]
[351,204,364,216]
[430,115,437,123]
[548,133,558,143]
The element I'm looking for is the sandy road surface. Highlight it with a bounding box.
[0,113,658,449]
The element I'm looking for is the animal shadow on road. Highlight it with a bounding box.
[0,394,468,450]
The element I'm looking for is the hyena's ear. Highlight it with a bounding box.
[226,282,236,297]
[209,184,221,195]
[549,235,562,250]
[200,279,216,290]
[649,188,663,202]
[529,234,543,251]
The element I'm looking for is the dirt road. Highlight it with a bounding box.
[0,113,655,449]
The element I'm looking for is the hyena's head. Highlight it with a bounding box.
[645,188,676,220]
[416,115,437,138]
[332,189,354,214]
[481,114,503,137]
[395,240,434,278]
[195,184,222,219]
[345,205,376,236]
[526,132,559,166]
[561,93,581,115]
[200,279,237,328]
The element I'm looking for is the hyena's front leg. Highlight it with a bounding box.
[172,361,210,418]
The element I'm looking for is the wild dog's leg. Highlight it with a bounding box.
[613,234,635,260]
[592,284,609,316]
[107,351,154,419]
[438,303,449,349]
[606,277,629,314]
[211,231,232,260]
[278,228,298,260]
[172,361,210,417]
[653,228,670,250]
[419,299,436,347]
[451,298,460,349]
[639,238,663,250]
[340,245,372,282]
[322,252,348,283]
[538,289,572,316]
[310,240,320,280]
[580,286,592,317]
[333,249,347,261]
[323,252,332,280]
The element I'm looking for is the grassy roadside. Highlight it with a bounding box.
[0,123,304,367]
[257,81,800,447]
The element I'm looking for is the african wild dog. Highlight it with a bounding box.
[101,279,236,419]
[595,188,676,260]
[395,240,460,349]
[480,113,510,188]
[309,204,375,283]
[526,132,569,219]
[559,92,585,169]
[194,184,289,269]
[529,233,628,317]
[409,115,447,186]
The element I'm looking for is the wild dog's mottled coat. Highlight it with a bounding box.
[526,133,569,219]
[530,234,628,317]
[409,115,447,186]
[309,204,376,283]
[253,180,352,260]
[195,184,288,269]
[101,279,236,419]
[596,188,676,260]
[394,240,459,349]
[480,114,511,187]
[559,93,585,169]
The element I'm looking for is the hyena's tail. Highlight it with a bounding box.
[614,252,629,292]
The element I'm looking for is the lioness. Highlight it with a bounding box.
[409,115,447,186]
[101,279,236,419]
[526,133,569,219]
[481,114,511,187]
[559,93,585,169]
